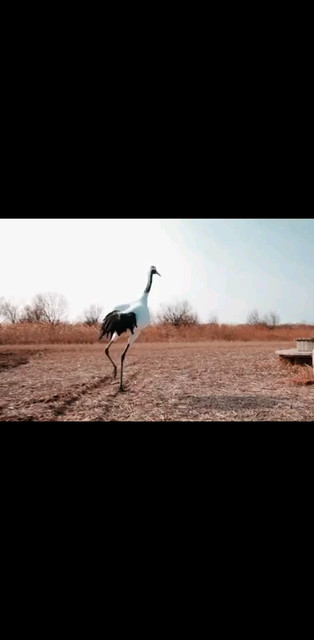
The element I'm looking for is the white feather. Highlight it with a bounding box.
[102,266,161,390]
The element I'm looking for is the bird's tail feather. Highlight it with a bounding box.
[99,311,115,340]
[99,310,137,340]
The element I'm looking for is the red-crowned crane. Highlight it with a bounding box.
[99,265,161,391]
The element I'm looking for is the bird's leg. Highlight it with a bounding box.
[119,343,130,392]
[105,339,117,379]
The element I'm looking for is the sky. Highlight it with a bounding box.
[0,218,313,324]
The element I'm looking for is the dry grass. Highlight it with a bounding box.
[142,323,314,343]
[0,322,313,345]
[0,323,98,344]
[0,341,313,421]
[287,364,314,386]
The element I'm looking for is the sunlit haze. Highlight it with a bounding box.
[0,218,313,324]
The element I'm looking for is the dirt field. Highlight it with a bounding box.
[0,342,313,421]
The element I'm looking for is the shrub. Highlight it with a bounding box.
[157,300,199,327]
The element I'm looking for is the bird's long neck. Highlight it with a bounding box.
[144,270,153,294]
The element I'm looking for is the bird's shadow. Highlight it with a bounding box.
[183,394,286,411]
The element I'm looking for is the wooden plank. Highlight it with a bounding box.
[276,348,313,365]
[275,349,312,356]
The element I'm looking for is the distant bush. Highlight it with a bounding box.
[208,314,219,325]
[83,304,103,326]
[0,298,21,323]
[2,293,68,326]
[264,311,280,329]
[31,293,68,325]
[157,300,199,327]
[20,300,46,323]
[247,309,280,329]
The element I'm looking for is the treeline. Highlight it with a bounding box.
[0,293,103,326]
[0,293,312,330]
[0,295,202,326]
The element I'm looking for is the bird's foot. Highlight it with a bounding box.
[113,367,117,379]
[119,385,126,392]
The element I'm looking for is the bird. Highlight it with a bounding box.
[99,265,161,391]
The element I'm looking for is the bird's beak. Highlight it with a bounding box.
[156,270,161,276]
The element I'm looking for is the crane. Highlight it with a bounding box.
[99,265,161,391]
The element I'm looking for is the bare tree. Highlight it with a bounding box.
[247,309,262,326]
[157,300,199,327]
[83,304,103,326]
[263,311,280,329]
[20,300,46,323]
[0,298,20,323]
[208,313,219,325]
[30,293,68,325]
[247,308,280,328]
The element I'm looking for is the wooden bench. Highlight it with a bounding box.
[276,338,314,367]
[275,348,313,363]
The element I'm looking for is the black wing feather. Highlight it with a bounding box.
[99,310,137,340]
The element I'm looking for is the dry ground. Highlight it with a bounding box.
[0,342,313,422]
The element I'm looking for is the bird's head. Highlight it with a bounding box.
[151,265,161,276]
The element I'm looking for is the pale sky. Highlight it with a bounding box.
[0,218,313,324]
